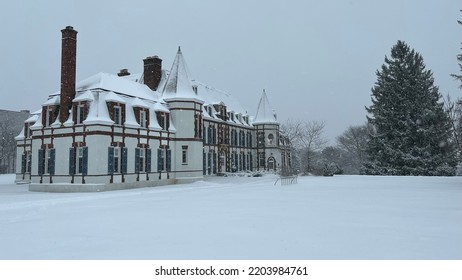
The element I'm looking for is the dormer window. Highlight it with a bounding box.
[24,123,32,138]
[73,102,88,125]
[114,105,122,125]
[139,110,147,128]
[133,107,149,128]
[156,112,170,131]
[107,102,125,126]
[42,105,59,127]
[213,104,227,121]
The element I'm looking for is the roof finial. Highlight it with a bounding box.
[178,46,181,53]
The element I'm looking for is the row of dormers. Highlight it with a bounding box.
[203,103,251,126]
[28,90,173,132]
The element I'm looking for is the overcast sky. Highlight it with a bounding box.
[0,0,460,142]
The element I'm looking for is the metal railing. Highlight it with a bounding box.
[274,175,298,186]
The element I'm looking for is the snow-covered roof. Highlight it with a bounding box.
[76,72,159,101]
[42,95,60,106]
[195,82,247,116]
[25,114,39,123]
[253,89,278,125]
[161,47,203,103]
[105,91,126,104]
[73,90,94,102]
[131,97,150,109]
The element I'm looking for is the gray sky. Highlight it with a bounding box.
[1,0,460,142]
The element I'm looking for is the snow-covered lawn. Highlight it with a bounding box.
[0,174,461,260]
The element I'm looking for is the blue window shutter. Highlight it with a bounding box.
[122,147,128,174]
[82,147,88,175]
[49,149,56,175]
[207,152,212,174]
[157,148,163,171]
[27,153,32,173]
[69,147,75,175]
[213,151,217,174]
[166,149,172,171]
[108,147,114,174]
[203,152,206,175]
[250,153,253,171]
[38,149,44,175]
[135,148,140,173]
[21,154,26,174]
[146,148,151,173]
[203,125,206,144]
[214,127,217,144]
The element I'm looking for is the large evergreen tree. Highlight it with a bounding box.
[365,40,457,176]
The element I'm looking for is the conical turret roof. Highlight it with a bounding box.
[162,47,203,103]
[253,89,278,125]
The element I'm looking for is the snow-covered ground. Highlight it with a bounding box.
[0,174,461,260]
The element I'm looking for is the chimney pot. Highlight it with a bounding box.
[143,56,162,91]
[117,69,130,77]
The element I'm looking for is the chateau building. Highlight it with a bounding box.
[15,26,292,192]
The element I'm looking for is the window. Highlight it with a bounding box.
[257,132,265,147]
[182,146,188,164]
[77,147,84,174]
[194,113,202,138]
[46,108,53,127]
[139,148,145,172]
[268,133,274,145]
[258,152,265,167]
[157,112,169,131]
[157,146,171,172]
[108,146,127,174]
[38,148,55,175]
[21,151,32,174]
[69,146,88,175]
[114,106,122,125]
[76,104,86,124]
[24,123,32,138]
[139,110,147,128]
[135,147,151,173]
[113,148,120,173]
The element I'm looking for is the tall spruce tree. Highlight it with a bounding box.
[365,40,457,176]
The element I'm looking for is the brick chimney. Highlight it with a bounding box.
[59,26,78,123]
[143,56,162,91]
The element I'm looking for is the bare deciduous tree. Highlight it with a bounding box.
[0,118,18,174]
[282,119,327,174]
[443,94,462,162]
[336,124,369,174]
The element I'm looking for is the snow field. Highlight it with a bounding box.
[0,174,461,259]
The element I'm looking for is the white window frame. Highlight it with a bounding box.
[45,149,51,174]
[77,147,84,174]
[113,147,120,173]
[182,146,188,165]
[45,108,53,127]
[76,104,85,124]
[114,105,122,125]
[139,148,145,172]
[139,110,147,128]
